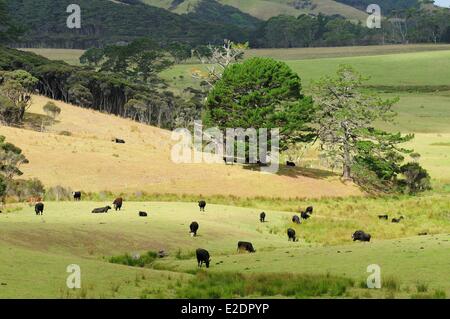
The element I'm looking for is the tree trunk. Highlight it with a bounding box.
[342,139,352,180]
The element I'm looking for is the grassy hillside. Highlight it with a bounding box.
[0,199,449,298]
[141,0,367,21]
[0,95,359,199]
[19,47,450,184]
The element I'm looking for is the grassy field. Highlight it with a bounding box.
[164,49,450,88]
[19,48,85,66]
[0,199,449,298]
[0,95,359,199]
[3,45,449,298]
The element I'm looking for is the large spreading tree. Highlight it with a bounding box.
[312,65,429,193]
[205,57,315,156]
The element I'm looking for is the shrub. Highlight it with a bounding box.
[7,178,45,201]
[398,162,432,194]
[43,102,61,119]
[383,276,400,291]
[176,272,354,299]
[109,251,158,267]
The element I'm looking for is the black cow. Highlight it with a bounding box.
[198,200,206,212]
[292,215,301,224]
[35,202,44,215]
[301,211,311,220]
[305,206,313,214]
[113,138,125,144]
[286,161,296,167]
[113,197,123,211]
[196,248,210,268]
[378,215,389,220]
[352,230,371,242]
[73,191,81,201]
[91,206,112,214]
[237,241,256,253]
[392,216,404,223]
[190,221,199,237]
[287,228,298,242]
[139,211,148,217]
[260,212,266,223]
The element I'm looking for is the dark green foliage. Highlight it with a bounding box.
[0,45,199,128]
[251,14,380,48]
[109,251,158,267]
[0,174,6,198]
[0,135,30,202]
[186,0,261,31]
[0,0,22,44]
[0,94,18,125]
[205,57,315,151]
[176,272,354,298]
[5,0,253,48]
[399,162,432,194]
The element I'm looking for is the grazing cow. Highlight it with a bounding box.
[378,215,389,220]
[196,248,211,268]
[305,206,313,214]
[286,161,296,167]
[91,206,112,214]
[73,191,81,201]
[139,211,148,217]
[237,241,256,253]
[392,216,404,223]
[113,197,123,211]
[113,138,125,144]
[198,200,206,212]
[35,202,44,215]
[292,215,301,224]
[352,230,371,242]
[418,232,428,236]
[260,212,266,223]
[190,221,199,237]
[301,211,311,220]
[287,228,298,242]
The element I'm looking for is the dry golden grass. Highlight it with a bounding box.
[0,95,360,198]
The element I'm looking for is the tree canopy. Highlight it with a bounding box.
[205,57,315,152]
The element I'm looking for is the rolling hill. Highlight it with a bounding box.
[6,0,255,48]
[141,0,368,20]
[0,95,360,198]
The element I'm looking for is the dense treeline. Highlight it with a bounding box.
[251,14,377,48]
[251,6,450,48]
[0,45,201,128]
[6,0,254,49]
[5,0,450,49]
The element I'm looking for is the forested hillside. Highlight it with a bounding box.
[5,0,450,49]
[6,0,255,48]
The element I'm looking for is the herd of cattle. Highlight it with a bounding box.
[31,193,408,269]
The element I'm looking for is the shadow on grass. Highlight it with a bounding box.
[242,163,338,179]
